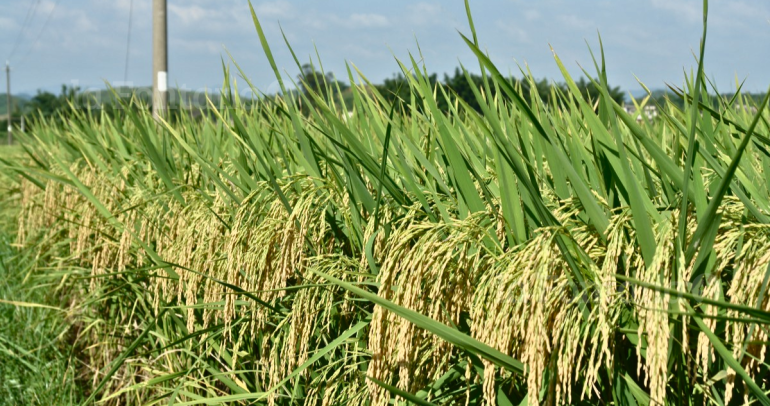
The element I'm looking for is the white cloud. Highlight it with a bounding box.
[0,16,18,31]
[524,10,540,21]
[26,2,103,53]
[166,3,255,36]
[168,4,209,25]
[6,0,770,96]
[173,38,222,55]
[349,13,389,28]
[342,44,386,60]
[108,0,149,13]
[557,14,594,31]
[72,14,97,32]
[650,0,700,23]
[43,1,97,35]
[495,20,529,43]
[408,2,442,15]
[406,2,447,25]
[253,1,295,19]
[709,1,770,28]
[717,0,769,21]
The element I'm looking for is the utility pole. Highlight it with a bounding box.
[5,61,11,144]
[152,0,168,119]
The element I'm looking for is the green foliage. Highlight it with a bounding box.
[295,63,350,115]
[25,85,81,117]
[297,63,349,98]
[2,1,770,405]
[0,94,27,117]
[0,148,84,405]
[375,67,625,114]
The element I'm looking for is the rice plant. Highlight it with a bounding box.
[2,0,770,404]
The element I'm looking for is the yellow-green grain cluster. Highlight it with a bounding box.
[3,2,770,404]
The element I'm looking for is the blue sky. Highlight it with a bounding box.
[1,0,769,97]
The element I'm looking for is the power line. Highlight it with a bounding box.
[16,0,62,68]
[124,0,134,83]
[7,0,42,60]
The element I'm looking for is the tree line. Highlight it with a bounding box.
[296,64,625,114]
[8,65,648,125]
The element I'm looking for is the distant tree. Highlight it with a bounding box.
[523,78,559,104]
[296,64,349,113]
[441,69,557,111]
[573,77,625,104]
[27,84,82,117]
[443,68,486,111]
[375,74,413,110]
[357,67,627,116]
[375,72,447,113]
[298,64,348,98]
[28,91,60,116]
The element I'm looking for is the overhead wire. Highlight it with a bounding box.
[16,0,62,68]
[124,0,134,83]
[7,0,42,60]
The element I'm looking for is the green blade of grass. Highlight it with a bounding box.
[79,308,167,406]
[314,270,525,374]
[678,0,710,270]
[688,302,770,406]
[685,87,770,262]
[367,375,437,406]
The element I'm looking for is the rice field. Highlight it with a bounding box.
[2,2,770,405]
